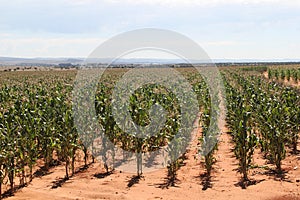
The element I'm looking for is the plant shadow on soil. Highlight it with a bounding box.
[33,166,53,178]
[127,175,144,188]
[264,169,292,182]
[146,168,183,189]
[93,171,114,179]
[155,156,187,189]
[1,160,61,198]
[155,176,181,189]
[34,160,61,178]
[51,163,92,189]
[198,173,213,191]
[1,183,29,199]
[0,160,61,199]
[234,167,293,189]
[51,177,71,189]
[234,178,265,189]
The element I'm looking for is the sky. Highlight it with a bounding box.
[0,0,300,60]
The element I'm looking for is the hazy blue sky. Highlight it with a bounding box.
[0,0,300,59]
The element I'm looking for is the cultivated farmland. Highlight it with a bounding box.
[0,66,299,200]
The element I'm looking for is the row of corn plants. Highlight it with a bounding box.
[268,67,300,83]
[0,68,210,197]
[0,72,82,198]
[223,69,300,180]
[93,69,208,186]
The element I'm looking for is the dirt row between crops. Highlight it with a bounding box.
[5,120,300,200]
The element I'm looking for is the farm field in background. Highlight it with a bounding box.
[0,65,299,200]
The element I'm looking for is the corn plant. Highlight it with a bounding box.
[224,75,257,181]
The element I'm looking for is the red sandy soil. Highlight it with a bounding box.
[4,120,300,200]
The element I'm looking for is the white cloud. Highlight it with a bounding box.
[103,0,300,7]
[0,33,12,37]
[62,0,100,6]
[0,37,105,57]
[202,40,252,46]
[0,0,299,59]
[4,0,299,6]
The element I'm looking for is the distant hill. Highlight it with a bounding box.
[1,56,300,66]
[0,57,84,66]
